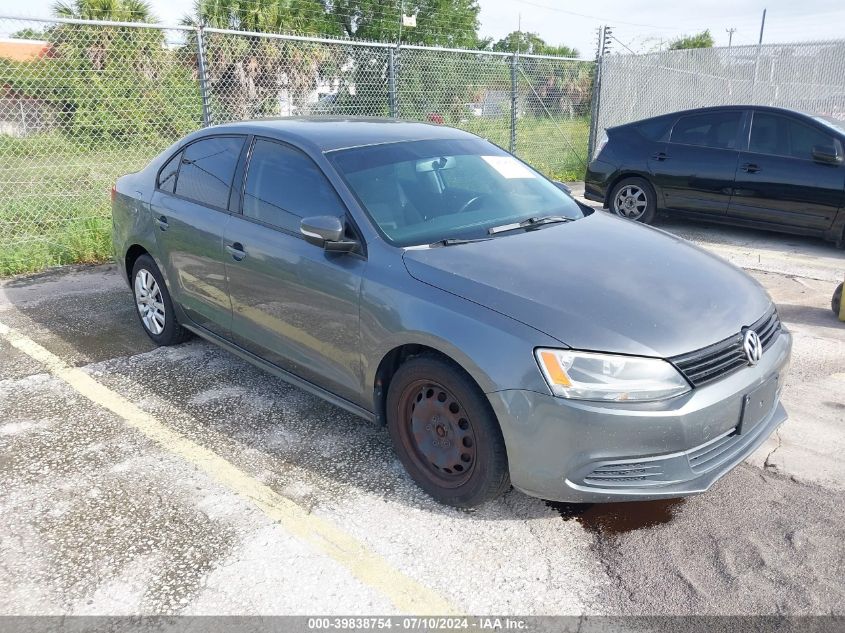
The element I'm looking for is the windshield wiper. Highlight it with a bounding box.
[429,237,492,247]
[487,215,573,235]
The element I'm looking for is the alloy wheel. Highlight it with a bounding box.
[614,185,648,220]
[134,268,166,336]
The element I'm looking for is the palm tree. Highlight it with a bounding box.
[52,0,156,23]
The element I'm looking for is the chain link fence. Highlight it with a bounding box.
[0,15,592,275]
[591,40,845,157]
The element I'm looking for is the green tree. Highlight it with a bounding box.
[492,31,578,58]
[3,0,201,143]
[326,0,482,47]
[52,0,156,22]
[668,29,714,50]
[186,0,334,34]
[11,28,47,40]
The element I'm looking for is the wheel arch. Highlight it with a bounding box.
[125,244,150,282]
[372,343,489,427]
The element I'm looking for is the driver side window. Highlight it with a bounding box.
[243,138,346,234]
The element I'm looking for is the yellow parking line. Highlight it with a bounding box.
[0,319,458,615]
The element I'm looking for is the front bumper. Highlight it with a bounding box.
[488,331,792,503]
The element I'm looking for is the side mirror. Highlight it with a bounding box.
[300,216,357,252]
[553,181,573,195]
[811,145,842,165]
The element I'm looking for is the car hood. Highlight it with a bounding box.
[402,212,772,358]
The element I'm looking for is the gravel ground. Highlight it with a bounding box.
[1,214,844,616]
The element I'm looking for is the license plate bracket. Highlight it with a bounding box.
[738,377,778,435]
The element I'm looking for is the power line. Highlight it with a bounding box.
[510,0,678,31]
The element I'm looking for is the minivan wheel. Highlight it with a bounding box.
[131,254,191,346]
[609,177,656,224]
[833,282,843,317]
[386,355,510,508]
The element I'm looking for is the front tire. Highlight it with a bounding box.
[386,354,510,508]
[833,282,843,318]
[131,254,191,346]
[609,176,657,224]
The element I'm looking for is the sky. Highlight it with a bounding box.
[1,0,844,58]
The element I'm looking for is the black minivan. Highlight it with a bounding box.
[584,105,845,246]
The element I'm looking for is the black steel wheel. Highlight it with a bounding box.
[397,379,478,487]
[386,354,510,508]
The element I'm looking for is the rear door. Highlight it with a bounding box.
[728,110,845,230]
[223,137,366,403]
[650,109,745,215]
[150,135,246,337]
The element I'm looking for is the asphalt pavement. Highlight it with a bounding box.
[1,209,844,616]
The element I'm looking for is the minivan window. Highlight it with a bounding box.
[670,111,742,149]
[174,136,244,209]
[158,151,181,193]
[750,112,836,159]
[243,139,347,233]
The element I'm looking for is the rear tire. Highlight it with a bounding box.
[131,254,191,346]
[386,354,510,508]
[609,176,657,224]
[833,282,843,318]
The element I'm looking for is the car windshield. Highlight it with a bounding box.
[812,115,845,135]
[328,138,584,247]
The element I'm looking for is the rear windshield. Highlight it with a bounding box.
[328,138,583,247]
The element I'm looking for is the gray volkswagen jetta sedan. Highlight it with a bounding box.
[112,118,791,508]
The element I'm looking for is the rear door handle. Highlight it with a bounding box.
[741,162,760,173]
[651,152,668,161]
[226,242,246,261]
[156,215,169,231]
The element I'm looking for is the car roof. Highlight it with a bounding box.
[204,117,480,152]
[616,105,824,128]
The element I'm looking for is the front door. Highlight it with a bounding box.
[728,110,844,230]
[223,137,365,403]
[151,135,246,336]
[650,109,745,215]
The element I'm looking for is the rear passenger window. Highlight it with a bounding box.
[670,111,742,149]
[157,151,181,193]
[175,136,244,208]
[750,112,835,159]
[243,138,346,233]
[635,118,672,141]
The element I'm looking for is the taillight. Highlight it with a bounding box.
[110,185,117,202]
[595,131,609,155]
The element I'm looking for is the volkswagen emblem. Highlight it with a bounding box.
[742,329,763,366]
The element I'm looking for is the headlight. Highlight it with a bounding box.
[535,348,691,402]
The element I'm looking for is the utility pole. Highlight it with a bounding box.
[726,27,736,49]
[603,26,613,56]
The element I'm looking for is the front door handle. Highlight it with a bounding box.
[226,242,246,261]
[741,162,760,173]
[651,152,668,161]
[156,215,169,231]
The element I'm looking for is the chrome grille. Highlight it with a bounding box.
[670,308,781,387]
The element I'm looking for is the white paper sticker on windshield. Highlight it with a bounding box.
[481,155,536,179]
